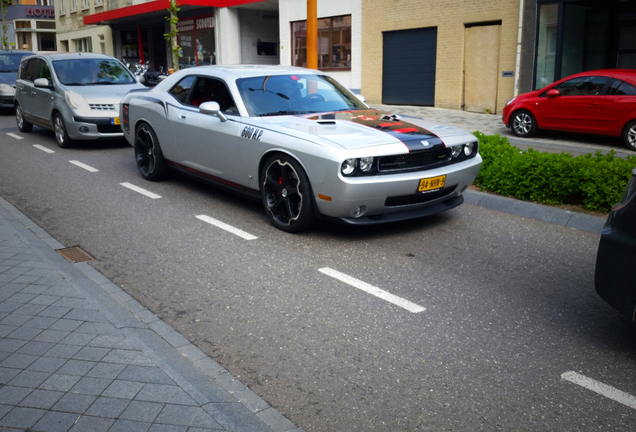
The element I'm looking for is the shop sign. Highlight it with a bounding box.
[26,7,55,18]
[177,19,194,32]
[196,16,214,30]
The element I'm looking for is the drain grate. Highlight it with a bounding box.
[56,246,93,263]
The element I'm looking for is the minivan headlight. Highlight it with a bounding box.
[65,91,90,111]
[0,83,14,94]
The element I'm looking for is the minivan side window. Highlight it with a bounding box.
[24,58,40,82]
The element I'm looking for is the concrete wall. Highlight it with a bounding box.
[362,0,522,112]
[239,9,279,65]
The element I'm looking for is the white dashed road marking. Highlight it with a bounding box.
[33,145,55,154]
[562,371,636,410]
[69,160,99,172]
[196,215,258,240]
[7,133,23,140]
[120,182,162,199]
[318,267,426,313]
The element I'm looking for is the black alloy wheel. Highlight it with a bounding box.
[135,123,169,181]
[261,155,316,233]
[54,113,73,148]
[623,120,636,151]
[511,109,537,138]
[15,103,32,132]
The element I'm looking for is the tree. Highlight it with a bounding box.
[1,0,13,50]
[164,0,181,72]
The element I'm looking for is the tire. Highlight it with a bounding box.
[510,109,537,138]
[134,123,169,181]
[261,154,316,233]
[623,120,636,151]
[53,113,73,148]
[15,103,32,133]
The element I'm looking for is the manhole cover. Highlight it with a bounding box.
[56,247,93,263]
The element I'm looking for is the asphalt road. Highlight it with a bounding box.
[1,110,635,431]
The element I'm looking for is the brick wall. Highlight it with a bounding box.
[362,0,522,113]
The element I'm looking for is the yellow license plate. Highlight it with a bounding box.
[111,117,120,125]
[418,175,446,192]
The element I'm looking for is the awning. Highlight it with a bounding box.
[84,0,265,25]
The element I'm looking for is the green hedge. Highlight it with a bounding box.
[473,132,636,213]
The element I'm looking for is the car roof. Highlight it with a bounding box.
[178,64,327,80]
[34,53,119,61]
[569,69,636,81]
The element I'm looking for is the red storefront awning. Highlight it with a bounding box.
[84,0,265,25]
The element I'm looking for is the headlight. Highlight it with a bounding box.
[451,146,462,158]
[359,157,374,172]
[505,97,516,106]
[464,142,475,156]
[0,83,14,94]
[341,158,357,175]
[65,91,90,111]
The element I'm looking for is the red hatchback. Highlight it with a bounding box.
[502,69,636,150]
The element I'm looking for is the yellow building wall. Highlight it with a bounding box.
[362,0,521,113]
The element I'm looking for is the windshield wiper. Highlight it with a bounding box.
[62,83,86,86]
[260,110,305,116]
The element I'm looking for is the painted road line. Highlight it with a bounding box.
[120,182,162,199]
[33,145,55,154]
[196,215,258,240]
[562,371,636,410]
[7,133,23,140]
[69,160,99,172]
[318,267,426,313]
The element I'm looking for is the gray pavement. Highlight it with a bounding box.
[372,103,636,158]
[0,196,301,432]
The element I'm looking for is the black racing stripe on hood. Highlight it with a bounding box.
[303,110,445,152]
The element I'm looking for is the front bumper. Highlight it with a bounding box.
[0,92,14,108]
[68,115,124,140]
[314,155,482,223]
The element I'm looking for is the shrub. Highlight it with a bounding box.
[473,132,636,212]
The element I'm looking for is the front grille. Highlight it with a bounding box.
[378,149,451,172]
[97,124,122,133]
[385,185,457,207]
[1,98,13,105]
[90,104,116,111]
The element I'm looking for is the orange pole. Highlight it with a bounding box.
[307,0,317,69]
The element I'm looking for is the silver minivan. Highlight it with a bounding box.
[15,53,146,148]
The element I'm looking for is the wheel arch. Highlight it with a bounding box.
[512,107,541,129]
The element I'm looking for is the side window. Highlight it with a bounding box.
[555,76,607,96]
[169,76,196,104]
[37,61,51,82]
[24,58,40,82]
[609,80,636,96]
[189,77,238,114]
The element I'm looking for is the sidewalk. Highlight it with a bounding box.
[371,103,636,158]
[0,196,301,432]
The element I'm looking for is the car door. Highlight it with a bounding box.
[170,77,244,185]
[15,57,40,120]
[536,76,607,133]
[30,59,53,125]
[597,79,636,136]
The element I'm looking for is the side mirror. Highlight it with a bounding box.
[547,89,560,99]
[34,78,52,89]
[199,101,227,122]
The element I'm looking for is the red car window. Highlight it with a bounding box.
[608,80,636,96]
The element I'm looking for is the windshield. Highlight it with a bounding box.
[236,74,367,116]
[53,59,136,85]
[0,53,31,73]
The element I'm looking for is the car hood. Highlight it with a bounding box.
[259,109,474,151]
[64,83,145,104]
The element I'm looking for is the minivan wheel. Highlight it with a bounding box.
[15,103,32,133]
[54,113,73,148]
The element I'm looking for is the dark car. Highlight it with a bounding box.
[0,49,35,108]
[595,167,636,321]
[502,69,636,151]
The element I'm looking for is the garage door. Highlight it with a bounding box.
[382,27,437,105]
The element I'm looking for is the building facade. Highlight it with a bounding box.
[1,2,56,52]
[55,0,112,55]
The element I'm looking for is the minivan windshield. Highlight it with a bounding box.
[0,53,32,73]
[53,59,136,85]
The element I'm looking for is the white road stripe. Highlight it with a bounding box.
[69,160,99,172]
[33,145,55,154]
[196,215,258,240]
[562,371,636,410]
[318,267,426,313]
[120,182,162,199]
[7,132,23,140]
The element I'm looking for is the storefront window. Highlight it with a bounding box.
[535,4,558,89]
[177,15,215,69]
[291,15,351,70]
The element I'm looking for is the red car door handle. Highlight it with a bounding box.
[588,102,599,106]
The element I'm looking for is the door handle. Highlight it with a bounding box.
[179,114,187,119]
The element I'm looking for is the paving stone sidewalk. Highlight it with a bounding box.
[0,195,301,432]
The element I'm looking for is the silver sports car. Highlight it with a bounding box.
[121,65,482,232]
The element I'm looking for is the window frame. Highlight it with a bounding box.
[291,14,352,71]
